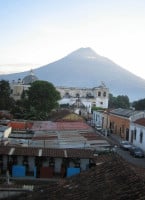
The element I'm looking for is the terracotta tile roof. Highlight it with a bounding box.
[134,118,145,126]
[14,147,39,156]
[0,146,94,159]
[42,148,64,157]
[66,148,94,158]
[0,146,11,155]
[19,154,145,200]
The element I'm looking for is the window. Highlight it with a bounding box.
[140,131,143,143]
[95,114,97,122]
[103,92,106,97]
[122,125,125,134]
[134,128,136,140]
[98,91,101,96]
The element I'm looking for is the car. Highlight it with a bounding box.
[129,146,144,158]
[120,140,132,150]
[95,125,102,131]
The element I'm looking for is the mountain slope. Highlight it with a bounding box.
[1,47,145,101]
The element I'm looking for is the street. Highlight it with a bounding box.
[98,131,145,168]
[116,147,145,168]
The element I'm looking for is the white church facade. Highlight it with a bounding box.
[10,70,109,112]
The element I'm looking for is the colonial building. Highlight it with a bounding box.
[58,82,109,112]
[92,109,110,132]
[130,118,145,151]
[109,108,145,140]
[10,69,38,101]
[0,146,95,178]
[10,70,109,111]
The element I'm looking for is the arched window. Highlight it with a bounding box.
[98,91,101,97]
[103,92,106,97]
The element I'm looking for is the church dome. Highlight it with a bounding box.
[23,69,38,85]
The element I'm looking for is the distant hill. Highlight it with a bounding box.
[1,47,145,101]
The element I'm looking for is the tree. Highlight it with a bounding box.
[116,95,130,108]
[0,80,15,110]
[132,98,145,110]
[27,80,61,119]
[108,94,130,109]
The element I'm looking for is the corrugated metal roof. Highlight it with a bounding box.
[110,108,143,118]
[31,121,91,131]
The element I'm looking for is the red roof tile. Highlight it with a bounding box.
[134,118,145,126]
[66,148,94,158]
[0,146,11,155]
[42,148,64,157]
[0,146,94,159]
[13,147,39,156]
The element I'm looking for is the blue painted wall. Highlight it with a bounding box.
[67,167,80,177]
[12,165,26,177]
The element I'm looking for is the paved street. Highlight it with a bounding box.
[116,147,145,168]
[99,131,145,168]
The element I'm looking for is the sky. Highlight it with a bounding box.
[0,0,145,80]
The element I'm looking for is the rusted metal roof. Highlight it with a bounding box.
[32,121,91,131]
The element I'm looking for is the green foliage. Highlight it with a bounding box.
[0,80,15,110]
[108,93,130,109]
[11,80,61,120]
[92,106,105,111]
[28,81,60,110]
[26,80,61,119]
[132,98,145,110]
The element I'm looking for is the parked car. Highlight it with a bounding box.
[120,140,132,150]
[129,146,144,158]
[95,125,102,131]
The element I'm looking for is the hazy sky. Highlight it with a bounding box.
[0,0,145,79]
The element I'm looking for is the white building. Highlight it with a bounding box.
[10,70,109,112]
[58,82,109,113]
[92,110,104,128]
[0,125,12,142]
[130,118,145,151]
